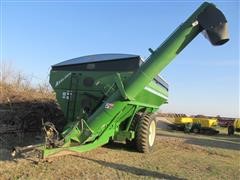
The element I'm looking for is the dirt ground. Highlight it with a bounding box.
[0,128,239,180]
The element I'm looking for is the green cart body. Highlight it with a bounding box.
[46,55,168,156]
[50,54,168,125]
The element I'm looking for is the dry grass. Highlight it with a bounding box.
[0,62,54,104]
[0,63,63,138]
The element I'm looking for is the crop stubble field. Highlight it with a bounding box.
[0,127,239,180]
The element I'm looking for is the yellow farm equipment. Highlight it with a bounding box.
[228,119,240,135]
[173,117,219,134]
[192,118,218,128]
[174,117,193,124]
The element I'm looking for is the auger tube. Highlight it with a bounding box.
[81,2,229,143]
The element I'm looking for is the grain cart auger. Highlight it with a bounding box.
[12,2,229,159]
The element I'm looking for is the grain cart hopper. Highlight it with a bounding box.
[12,2,229,158]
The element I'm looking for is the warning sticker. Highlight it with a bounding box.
[105,103,114,109]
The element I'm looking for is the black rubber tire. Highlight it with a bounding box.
[192,127,200,134]
[228,126,235,135]
[135,113,156,153]
[184,123,192,133]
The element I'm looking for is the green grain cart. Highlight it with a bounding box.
[12,2,229,158]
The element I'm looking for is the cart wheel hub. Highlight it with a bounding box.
[148,120,156,147]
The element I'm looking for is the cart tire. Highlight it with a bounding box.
[192,127,200,134]
[135,113,156,153]
[228,126,234,135]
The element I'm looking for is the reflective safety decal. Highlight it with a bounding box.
[55,72,71,87]
[105,103,114,109]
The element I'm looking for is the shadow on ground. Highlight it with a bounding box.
[72,155,185,180]
[157,130,240,151]
[103,142,138,153]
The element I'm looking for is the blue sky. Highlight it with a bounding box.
[1,0,239,117]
